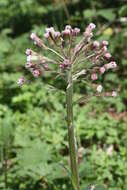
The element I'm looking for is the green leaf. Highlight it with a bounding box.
[119,5,127,16]
[98,9,116,21]
[83,9,96,19]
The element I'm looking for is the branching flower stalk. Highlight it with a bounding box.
[18,24,117,190]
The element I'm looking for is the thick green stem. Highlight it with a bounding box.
[66,71,79,190]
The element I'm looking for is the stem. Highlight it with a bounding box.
[47,47,64,60]
[66,70,79,190]
[3,147,8,190]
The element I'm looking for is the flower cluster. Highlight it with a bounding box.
[18,24,117,97]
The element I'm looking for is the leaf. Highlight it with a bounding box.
[83,9,96,19]
[119,5,127,16]
[98,9,116,21]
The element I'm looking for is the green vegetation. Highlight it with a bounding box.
[0,0,127,189]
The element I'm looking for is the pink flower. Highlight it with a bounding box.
[110,61,117,68]
[62,29,71,36]
[93,41,100,48]
[104,61,117,70]
[65,25,72,30]
[102,40,109,46]
[32,69,40,78]
[54,31,61,38]
[44,32,50,39]
[72,28,80,36]
[91,73,98,81]
[88,23,96,30]
[30,33,37,40]
[104,52,112,59]
[112,91,117,97]
[46,27,55,34]
[99,67,106,74]
[17,77,24,86]
[97,85,103,92]
[102,46,107,52]
[26,49,32,55]
[59,64,65,69]
[63,59,70,66]
[30,33,46,48]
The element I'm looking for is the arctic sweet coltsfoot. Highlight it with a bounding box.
[18,24,117,190]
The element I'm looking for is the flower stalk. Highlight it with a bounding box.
[66,68,79,190]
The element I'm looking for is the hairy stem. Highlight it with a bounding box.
[66,70,79,190]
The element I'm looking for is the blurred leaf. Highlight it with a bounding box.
[98,9,116,21]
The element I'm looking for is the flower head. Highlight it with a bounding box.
[97,85,103,93]
[17,77,24,86]
[19,24,117,99]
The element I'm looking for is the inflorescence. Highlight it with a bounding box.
[18,23,117,97]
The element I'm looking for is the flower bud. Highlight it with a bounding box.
[46,27,55,34]
[102,46,107,53]
[102,40,109,46]
[54,31,61,38]
[97,85,103,92]
[112,91,117,97]
[65,25,72,30]
[93,41,100,48]
[30,33,46,48]
[62,29,71,36]
[99,67,106,74]
[91,73,98,81]
[44,32,50,39]
[26,49,32,55]
[110,61,117,68]
[88,23,96,30]
[32,69,40,78]
[17,77,24,86]
[72,28,80,36]
[30,33,37,40]
[104,52,112,59]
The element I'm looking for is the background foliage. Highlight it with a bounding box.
[0,0,127,189]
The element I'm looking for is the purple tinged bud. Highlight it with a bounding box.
[88,23,96,30]
[59,64,65,69]
[112,91,117,97]
[104,61,117,70]
[17,77,24,86]
[62,29,71,36]
[44,32,50,39]
[32,69,40,78]
[102,40,109,46]
[46,27,55,34]
[91,73,98,81]
[97,85,103,92]
[26,49,32,55]
[54,31,61,38]
[65,25,72,30]
[110,61,117,68]
[93,41,100,48]
[104,52,112,59]
[99,67,106,74]
[63,59,70,66]
[102,46,107,52]
[72,28,80,36]
[30,33,37,40]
